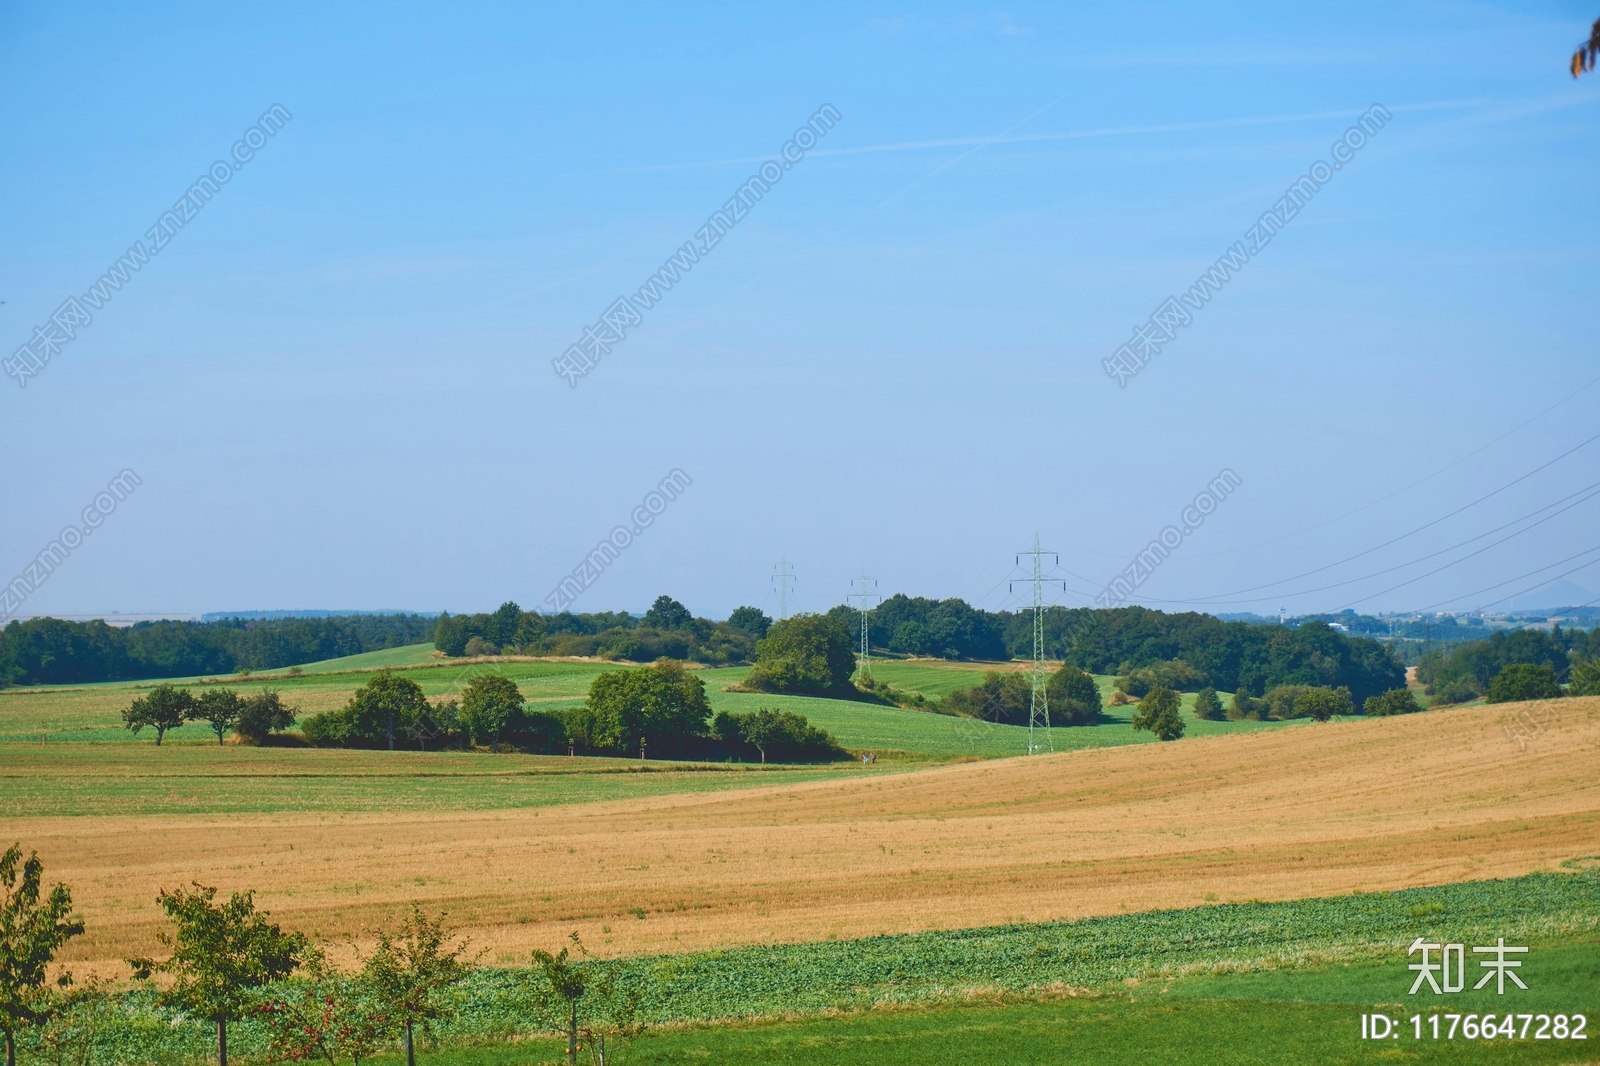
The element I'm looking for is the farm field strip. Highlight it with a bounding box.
[20,697,1598,974]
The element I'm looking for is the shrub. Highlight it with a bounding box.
[1115,659,1208,698]
[710,708,842,763]
[463,636,498,658]
[1045,665,1101,726]
[743,615,858,696]
[1429,678,1482,706]
[1292,686,1354,722]
[1131,686,1184,740]
[1192,687,1223,721]
[941,672,1031,724]
[1363,687,1422,716]
[1227,689,1260,720]
[1108,689,1131,707]
[1486,663,1563,704]
[1567,659,1600,697]
[236,687,297,744]
[1261,684,1317,719]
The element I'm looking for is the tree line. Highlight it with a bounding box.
[0,844,638,1066]
[1413,625,1600,705]
[291,658,843,764]
[0,614,437,687]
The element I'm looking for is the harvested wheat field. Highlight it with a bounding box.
[21,696,1599,973]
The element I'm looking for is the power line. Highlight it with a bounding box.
[1010,533,1066,756]
[1172,370,1600,561]
[1166,479,1600,608]
[1129,428,1600,607]
[1411,544,1600,615]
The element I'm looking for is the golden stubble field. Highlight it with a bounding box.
[18,696,1599,973]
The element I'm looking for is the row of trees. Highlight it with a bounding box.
[298,661,845,763]
[0,844,622,1066]
[0,615,437,687]
[123,685,297,745]
[433,598,768,667]
[1416,626,1600,703]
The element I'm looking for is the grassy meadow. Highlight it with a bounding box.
[0,643,1291,757]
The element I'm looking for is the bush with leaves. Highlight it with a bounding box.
[1227,689,1260,720]
[302,673,425,749]
[1570,658,1600,697]
[362,907,475,1066]
[1,844,84,1066]
[30,978,109,1066]
[122,684,195,745]
[461,675,525,753]
[1363,687,1423,716]
[1115,659,1209,698]
[1131,686,1185,741]
[1045,665,1101,726]
[940,671,1031,724]
[710,709,841,763]
[1429,677,1482,706]
[1293,686,1354,722]
[741,614,858,696]
[1191,687,1223,721]
[1486,663,1563,704]
[258,964,388,1066]
[237,688,297,745]
[566,660,710,756]
[128,884,307,1066]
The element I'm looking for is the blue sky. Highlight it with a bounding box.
[3,1,1598,621]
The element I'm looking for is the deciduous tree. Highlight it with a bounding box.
[1191,686,1223,721]
[1131,686,1185,741]
[122,684,194,745]
[362,907,474,1066]
[0,845,84,1066]
[128,885,306,1066]
[1486,663,1563,704]
[1046,665,1102,726]
[460,675,524,753]
[237,688,297,744]
[190,689,244,746]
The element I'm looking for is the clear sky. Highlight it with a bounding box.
[3,1,1598,622]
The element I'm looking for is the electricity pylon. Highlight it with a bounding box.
[848,571,879,683]
[1010,533,1065,755]
[771,556,796,620]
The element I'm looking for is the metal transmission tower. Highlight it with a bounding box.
[771,556,796,620]
[848,571,879,682]
[1010,533,1066,755]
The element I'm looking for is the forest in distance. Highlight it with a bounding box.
[6,595,1593,705]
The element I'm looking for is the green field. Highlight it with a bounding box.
[27,873,1597,1065]
[0,646,1292,759]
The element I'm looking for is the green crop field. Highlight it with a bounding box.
[0,745,861,818]
[24,872,1596,1066]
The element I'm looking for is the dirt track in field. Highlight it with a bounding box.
[20,697,1599,972]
